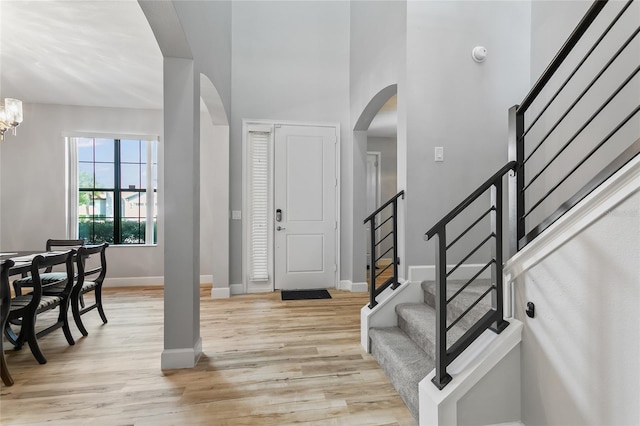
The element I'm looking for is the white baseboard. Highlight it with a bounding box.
[338,280,368,292]
[211,286,230,299]
[230,283,245,295]
[104,275,213,288]
[408,264,492,283]
[161,337,202,370]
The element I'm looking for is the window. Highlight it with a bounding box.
[73,137,158,245]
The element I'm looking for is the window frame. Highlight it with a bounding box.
[67,134,158,246]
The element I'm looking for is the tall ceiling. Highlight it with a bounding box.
[0,0,163,110]
[0,0,392,133]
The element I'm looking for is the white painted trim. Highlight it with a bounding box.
[242,119,341,293]
[338,280,368,292]
[408,263,493,282]
[211,287,230,299]
[62,131,160,141]
[360,280,422,352]
[419,320,523,425]
[103,275,213,288]
[161,337,202,370]
[504,153,640,283]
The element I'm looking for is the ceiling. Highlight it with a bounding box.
[0,0,163,110]
[0,0,393,133]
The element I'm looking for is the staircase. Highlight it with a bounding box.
[369,280,491,418]
[363,0,639,422]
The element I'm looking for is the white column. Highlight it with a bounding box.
[161,57,202,369]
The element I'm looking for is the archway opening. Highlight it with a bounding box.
[353,84,399,287]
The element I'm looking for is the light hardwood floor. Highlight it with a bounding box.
[1,286,413,425]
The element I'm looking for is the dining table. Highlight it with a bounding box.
[0,251,72,386]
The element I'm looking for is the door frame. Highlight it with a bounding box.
[241,119,341,293]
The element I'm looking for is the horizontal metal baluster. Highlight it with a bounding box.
[375,262,394,280]
[524,63,640,191]
[447,285,495,332]
[446,207,494,250]
[374,215,393,231]
[523,26,640,167]
[524,104,640,219]
[446,234,495,278]
[447,260,495,304]
[375,246,394,264]
[520,0,634,140]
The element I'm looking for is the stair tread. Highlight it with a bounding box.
[396,302,466,354]
[422,279,494,330]
[369,326,434,419]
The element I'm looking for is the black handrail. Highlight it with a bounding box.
[364,190,404,309]
[517,0,607,114]
[512,0,638,250]
[420,0,638,392]
[426,162,517,239]
[425,164,514,389]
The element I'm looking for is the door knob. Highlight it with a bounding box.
[276,226,286,231]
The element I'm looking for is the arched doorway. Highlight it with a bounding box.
[199,74,230,298]
[353,84,401,287]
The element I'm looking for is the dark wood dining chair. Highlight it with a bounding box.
[41,243,109,336]
[4,251,76,364]
[1,259,15,386]
[12,239,85,297]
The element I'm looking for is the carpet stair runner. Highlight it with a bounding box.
[369,279,493,419]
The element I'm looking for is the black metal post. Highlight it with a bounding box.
[515,110,525,250]
[490,181,509,334]
[432,228,452,389]
[391,199,399,290]
[369,216,377,309]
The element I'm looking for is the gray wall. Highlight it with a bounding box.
[404,1,531,267]
[525,0,640,231]
[367,136,398,257]
[0,103,227,283]
[229,0,350,285]
[350,0,406,283]
[514,189,640,426]
[173,0,232,122]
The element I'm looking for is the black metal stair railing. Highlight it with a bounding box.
[364,190,404,309]
[425,162,515,389]
[512,0,640,249]
[423,0,639,390]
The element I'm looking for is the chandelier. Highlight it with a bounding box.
[0,98,23,141]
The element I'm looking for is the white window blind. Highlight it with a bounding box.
[248,130,270,281]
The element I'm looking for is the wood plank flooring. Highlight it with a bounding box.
[1,286,414,425]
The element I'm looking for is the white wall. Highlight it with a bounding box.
[512,186,640,426]
[0,103,227,284]
[404,1,531,268]
[229,0,350,286]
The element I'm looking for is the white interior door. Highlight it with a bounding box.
[366,152,380,266]
[274,124,338,290]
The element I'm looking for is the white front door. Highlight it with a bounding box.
[274,124,338,290]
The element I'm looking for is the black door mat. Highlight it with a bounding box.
[281,289,332,300]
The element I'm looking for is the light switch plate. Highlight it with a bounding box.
[435,147,444,162]
[231,210,242,220]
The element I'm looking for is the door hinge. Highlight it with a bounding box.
[334,221,338,230]
[333,264,337,272]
